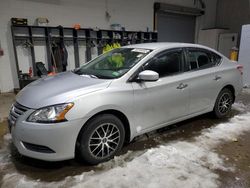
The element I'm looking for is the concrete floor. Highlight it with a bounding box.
[0,93,15,122]
[0,91,250,187]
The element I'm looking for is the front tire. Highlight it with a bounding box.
[213,88,233,118]
[77,114,125,165]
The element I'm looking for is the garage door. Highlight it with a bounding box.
[157,12,196,43]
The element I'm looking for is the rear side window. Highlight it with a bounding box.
[210,52,222,65]
[186,49,222,70]
[143,50,183,77]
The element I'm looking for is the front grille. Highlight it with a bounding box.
[22,142,55,153]
[9,102,30,125]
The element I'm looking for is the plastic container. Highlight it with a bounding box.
[110,24,122,31]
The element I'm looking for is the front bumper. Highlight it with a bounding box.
[9,110,87,161]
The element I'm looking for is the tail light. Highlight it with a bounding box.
[237,65,243,75]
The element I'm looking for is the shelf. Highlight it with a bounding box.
[32,35,47,38]
[78,38,87,41]
[64,37,74,39]
[14,36,29,39]
[11,24,157,89]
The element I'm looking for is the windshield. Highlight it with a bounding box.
[74,48,152,79]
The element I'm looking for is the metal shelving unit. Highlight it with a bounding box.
[11,24,157,89]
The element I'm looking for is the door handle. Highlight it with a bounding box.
[214,75,222,81]
[177,83,188,89]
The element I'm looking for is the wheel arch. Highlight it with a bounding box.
[75,109,131,150]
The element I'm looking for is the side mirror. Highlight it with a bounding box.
[138,70,159,81]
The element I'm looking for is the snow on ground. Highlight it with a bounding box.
[233,101,248,112]
[1,103,250,188]
[0,134,12,174]
[242,88,250,95]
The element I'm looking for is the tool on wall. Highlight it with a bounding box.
[50,39,68,73]
[22,40,33,48]
[47,34,58,75]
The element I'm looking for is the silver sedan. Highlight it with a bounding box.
[8,43,243,164]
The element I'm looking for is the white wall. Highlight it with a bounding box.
[0,0,217,93]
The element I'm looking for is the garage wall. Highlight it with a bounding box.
[0,0,217,93]
[216,0,250,33]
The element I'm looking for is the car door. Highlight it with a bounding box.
[183,48,223,115]
[131,49,189,132]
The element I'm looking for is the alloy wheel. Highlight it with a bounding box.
[218,93,232,114]
[88,123,120,159]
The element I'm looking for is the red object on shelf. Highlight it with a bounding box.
[48,66,57,76]
[29,67,33,77]
[74,24,81,30]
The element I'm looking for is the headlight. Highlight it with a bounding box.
[27,103,74,123]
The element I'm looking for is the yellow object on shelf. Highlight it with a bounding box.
[102,42,121,54]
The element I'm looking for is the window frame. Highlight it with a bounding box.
[129,48,186,82]
[183,47,222,72]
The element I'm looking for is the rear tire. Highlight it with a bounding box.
[213,88,233,118]
[76,114,125,165]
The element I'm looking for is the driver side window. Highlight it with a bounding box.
[143,50,183,78]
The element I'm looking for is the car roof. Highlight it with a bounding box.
[122,42,212,51]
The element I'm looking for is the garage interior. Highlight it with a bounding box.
[1,0,250,187]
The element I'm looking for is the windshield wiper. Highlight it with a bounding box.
[89,74,99,78]
[79,74,99,79]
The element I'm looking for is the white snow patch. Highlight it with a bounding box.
[197,112,250,148]
[0,133,12,172]
[232,102,248,112]
[1,103,250,188]
[242,88,250,94]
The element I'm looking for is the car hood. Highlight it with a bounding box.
[16,72,112,109]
